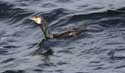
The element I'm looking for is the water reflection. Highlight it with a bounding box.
[33,39,54,56]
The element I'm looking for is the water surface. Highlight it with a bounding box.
[0,0,125,73]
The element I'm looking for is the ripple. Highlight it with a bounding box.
[1,58,15,63]
[2,70,24,73]
[0,0,125,73]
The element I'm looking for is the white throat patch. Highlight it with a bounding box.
[30,16,42,24]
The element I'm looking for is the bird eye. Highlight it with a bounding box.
[41,20,44,23]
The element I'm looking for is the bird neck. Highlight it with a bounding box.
[39,22,52,39]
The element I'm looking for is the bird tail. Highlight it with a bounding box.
[80,28,103,33]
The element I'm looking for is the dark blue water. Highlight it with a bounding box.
[0,0,125,73]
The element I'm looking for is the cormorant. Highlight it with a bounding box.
[30,16,88,40]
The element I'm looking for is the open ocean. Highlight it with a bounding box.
[0,0,125,73]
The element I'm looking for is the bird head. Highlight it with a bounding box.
[30,16,44,24]
[29,16,50,39]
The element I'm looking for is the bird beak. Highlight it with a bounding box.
[28,17,34,20]
[28,17,36,23]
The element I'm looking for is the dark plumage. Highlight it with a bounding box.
[29,16,101,55]
[30,16,86,40]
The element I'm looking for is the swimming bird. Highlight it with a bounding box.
[29,16,102,55]
[30,16,89,40]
